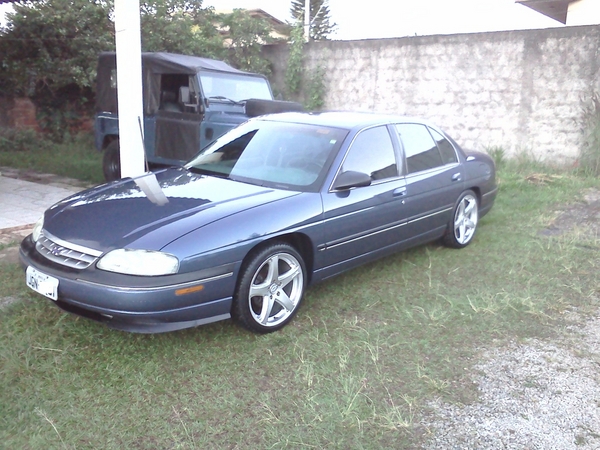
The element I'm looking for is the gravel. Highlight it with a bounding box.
[423,188,600,449]
[423,310,600,449]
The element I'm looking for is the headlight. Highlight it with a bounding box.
[97,249,179,276]
[32,216,44,242]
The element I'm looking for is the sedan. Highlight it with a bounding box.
[20,112,497,333]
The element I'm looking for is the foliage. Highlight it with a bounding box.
[484,145,506,168]
[284,24,326,110]
[0,130,103,183]
[284,24,305,96]
[577,92,600,176]
[139,0,223,58]
[0,0,113,102]
[0,127,49,153]
[290,0,337,40]
[0,0,279,137]
[305,65,326,111]
[218,9,277,75]
[0,0,114,138]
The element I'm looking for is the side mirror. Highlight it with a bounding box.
[332,171,372,191]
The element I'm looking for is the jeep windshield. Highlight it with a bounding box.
[199,71,272,103]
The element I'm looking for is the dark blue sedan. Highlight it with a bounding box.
[20,112,497,333]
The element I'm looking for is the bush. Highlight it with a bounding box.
[0,127,49,153]
[578,93,600,176]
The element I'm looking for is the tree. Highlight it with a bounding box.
[218,9,277,75]
[139,0,223,58]
[290,0,336,40]
[0,0,114,98]
[0,0,115,137]
[0,0,280,136]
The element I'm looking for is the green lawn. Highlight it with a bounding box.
[1,160,598,449]
[0,131,104,185]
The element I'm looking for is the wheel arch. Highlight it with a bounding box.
[102,134,119,149]
[466,186,481,204]
[238,232,315,285]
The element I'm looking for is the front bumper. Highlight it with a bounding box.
[19,235,236,333]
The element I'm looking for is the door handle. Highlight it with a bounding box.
[393,187,407,197]
[451,172,462,182]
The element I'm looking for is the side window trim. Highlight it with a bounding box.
[328,124,401,192]
[395,122,444,175]
[387,123,406,177]
[428,126,459,166]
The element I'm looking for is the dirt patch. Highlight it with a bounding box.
[0,224,30,265]
[0,246,20,265]
[540,188,600,239]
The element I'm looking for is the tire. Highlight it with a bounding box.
[232,243,306,333]
[102,139,121,182]
[443,190,479,248]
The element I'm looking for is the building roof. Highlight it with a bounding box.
[214,8,291,40]
[515,0,574,24]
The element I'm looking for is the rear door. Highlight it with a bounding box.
[393,123,464,239]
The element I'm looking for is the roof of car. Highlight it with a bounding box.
[257,111,432,131]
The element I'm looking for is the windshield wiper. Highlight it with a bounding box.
[208,96,243,105]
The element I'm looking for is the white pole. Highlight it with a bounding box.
[114,0,146,179]
[304,0,310,42]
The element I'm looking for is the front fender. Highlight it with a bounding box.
[163,192,324,274]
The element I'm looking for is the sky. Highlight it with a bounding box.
[1,0,564,39]
[203,0,564,39]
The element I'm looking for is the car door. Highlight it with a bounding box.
[394,123,465,240]
[153,75,203,165]
[317,125,409,278]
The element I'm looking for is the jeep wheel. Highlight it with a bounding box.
[103,140,121,182]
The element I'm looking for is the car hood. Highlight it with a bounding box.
[43,167,300,252]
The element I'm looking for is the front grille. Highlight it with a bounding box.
[36,230,103,270]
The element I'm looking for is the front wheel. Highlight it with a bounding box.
[102,139,121,182]
[443,190,479,248]
[232,243,306,333]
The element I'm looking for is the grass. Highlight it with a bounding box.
[1,156,599,448]
[0,129,104,184]
[578,92,600,177]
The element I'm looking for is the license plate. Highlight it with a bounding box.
[26,266,59,301]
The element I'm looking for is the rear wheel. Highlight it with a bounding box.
[232,243,306,333]
[103,139,121,182]
[443,190,479,248]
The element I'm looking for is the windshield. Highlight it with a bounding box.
[199,71,273,102]
[185,120,348,192]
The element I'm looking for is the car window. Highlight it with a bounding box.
[395,124,443,174]
[341,126,398,181]
[430,128,458,165]
[185,120,347,192]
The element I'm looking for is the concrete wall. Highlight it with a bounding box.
[262,25,600,164]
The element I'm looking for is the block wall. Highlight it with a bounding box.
[263,25,600,164]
